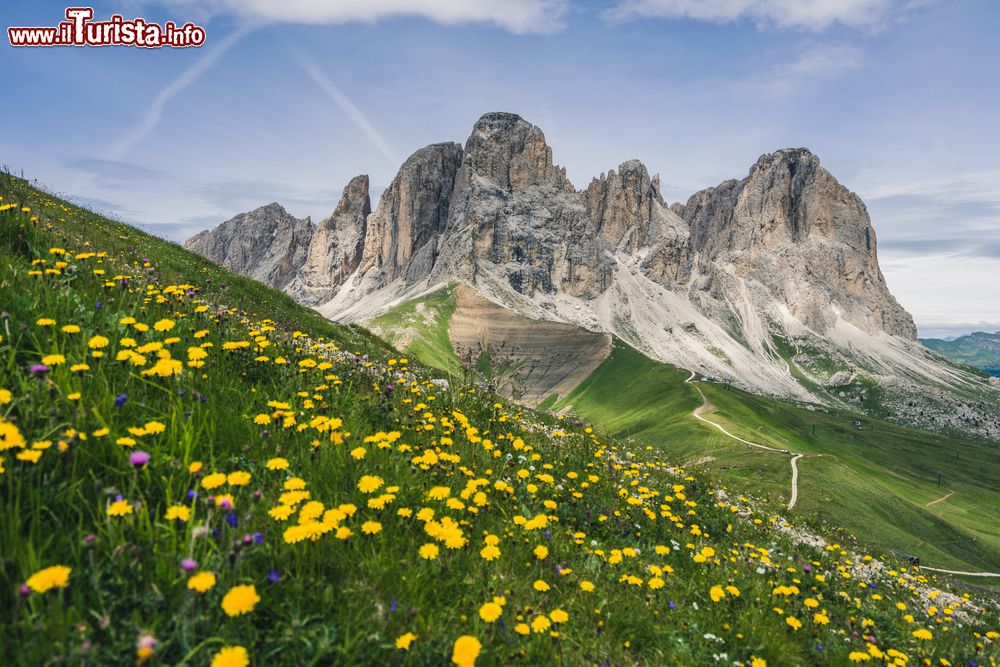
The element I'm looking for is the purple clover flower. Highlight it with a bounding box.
[129,451,150,467]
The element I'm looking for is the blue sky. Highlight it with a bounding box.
[2,0,999,338]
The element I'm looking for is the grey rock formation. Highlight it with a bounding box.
[359,143,462,287]
[184,202,313,292]
[185,177,373,306]
[826,370,856,387]
[286,175,370,305]
[679,148,917,340]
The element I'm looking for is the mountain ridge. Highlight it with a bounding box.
[922,330,1000,378]
[185,112,999,438]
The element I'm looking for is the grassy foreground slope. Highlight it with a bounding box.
[555,341,1000,577]
[1,174,999,666]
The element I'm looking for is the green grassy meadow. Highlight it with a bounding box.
[554,341,1000,579]
[370,285,463,376]
[2,173,998,666]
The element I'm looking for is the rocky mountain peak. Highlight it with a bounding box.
[335,174,372,217]
[462,112,571,192]
[679,147,916,340]
[585,159,669,253]
[183,200,313,292]
[285,174,371,304]
[358,142,464,286]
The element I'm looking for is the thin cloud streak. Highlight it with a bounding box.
[603,0,904,31]
[150,0,568,35]
[294,51,400,168]
[736,42,865,96]
[106,25,255,160]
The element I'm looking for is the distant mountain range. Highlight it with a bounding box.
[185,112,1000,439]
[922,331,1000,376]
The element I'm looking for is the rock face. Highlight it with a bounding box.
[184,203,314,293]
[187,111,934,403]
[286,175,369,305]
[358,143,462,288]
[185,177,372,306]
[677,148,916,340]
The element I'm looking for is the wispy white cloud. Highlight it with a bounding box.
[149,0,568,34]
[106,25,254,159]
[737,42,865,96]
[604,0,908,30]
[863,169,1000,206]
[294,52,400,168]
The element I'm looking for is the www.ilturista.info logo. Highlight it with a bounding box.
[8,7,206,48]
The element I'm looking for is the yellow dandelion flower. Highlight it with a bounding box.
[107,499,133,517]
[220,584,260,617]
[395,632,417,650]
[187,571,216,593]
[26,565,71,593]
[451,635,481,667]
[549,609,569,624]
[266,457,289,471]
[479,602,503,622]
[210,646,249,667]
[201,472,226,489]
[531,615,552,633]
[357,475,384,493]
[227,471,251,486]
[165,505,191,521]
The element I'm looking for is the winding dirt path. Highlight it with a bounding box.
[926,491,954,507]
[919,566,1000,578]
[788,453,803,510]
[681,373,1000,576]
[685,372,802,510]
